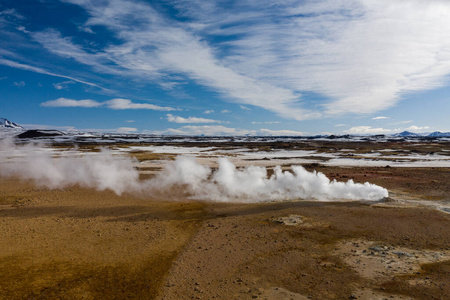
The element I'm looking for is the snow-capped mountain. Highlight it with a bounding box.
[0,117,23,129]
[393,131,420,137]
[428,131,450,137]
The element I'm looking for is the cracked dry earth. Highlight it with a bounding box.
[1,176,449,299]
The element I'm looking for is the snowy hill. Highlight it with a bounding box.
[0,117,23,129]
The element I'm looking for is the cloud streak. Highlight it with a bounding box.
[41,97,177,111]
[0,58,109,91]
[166,114,222,124]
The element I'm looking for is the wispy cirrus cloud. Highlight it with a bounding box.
[0,58,108,91]
[372,116,389,120]
[166,114,222,124]
[172,0,450,115]
[30,0,317,120]
[0,8,24,19]
[41,97,177,111]
[8,0,450,121]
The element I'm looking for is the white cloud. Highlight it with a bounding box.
[14,81,25,87]
[105,98,176,111]
[240,105,251,111]
[32,0,318,120]
[251,121,281,125]
[215,1,450,116]
[125,120,135,123]
[257,129,305,136]
[31,29,122,77]
[166,114,222,124]
[148,125,252,136]
[16,26,29,33]
[116,127,138,133]
[53,80,75,90]
[404,125,430,132]
[204,110,214,114]
[21,124,139,134]
[41,98,102,108]
[373,116,389,120]
[335,124,347,127]
[21,124,77,131]
[344,125,431,135]
[41,97,176,111]
[392,120,413,125]
[78,26,94,34]
[0,8,24,19]
[0,58,108,91]
[11,0,450,120]
[147,125,305,136]
[221,109,231,113]
[344,126,393,135]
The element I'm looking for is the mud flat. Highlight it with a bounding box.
[0,140,449,299]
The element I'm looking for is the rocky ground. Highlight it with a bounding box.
[0,141,449,299]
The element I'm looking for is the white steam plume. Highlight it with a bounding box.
[0,140,388,201]
[0,139,140,195]
[149,156,388,202]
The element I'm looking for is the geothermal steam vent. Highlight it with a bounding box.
[0,141,388,202]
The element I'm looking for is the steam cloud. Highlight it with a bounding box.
[0,139,140,195]
[0,140,388,202]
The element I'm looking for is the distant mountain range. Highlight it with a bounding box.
[1,117,449,138]
[393,131,450,137]
[0,117,23,129]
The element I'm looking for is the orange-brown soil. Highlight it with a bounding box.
[1,141,449,300]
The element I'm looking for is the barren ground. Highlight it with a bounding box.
[0,141,449,299]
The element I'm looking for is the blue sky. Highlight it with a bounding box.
[1,0,449,135]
